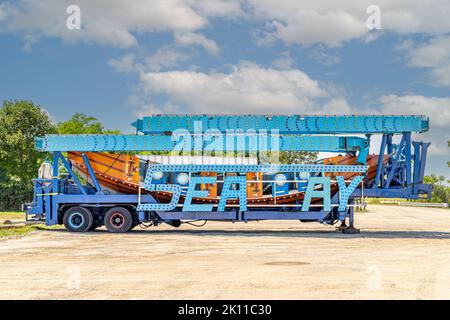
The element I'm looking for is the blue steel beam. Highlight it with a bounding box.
[132,114,429,134]
[145,164,368,173]
[35,134,368,155]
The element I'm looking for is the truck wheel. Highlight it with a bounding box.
[63,206,93,232]
[104,207,133,233]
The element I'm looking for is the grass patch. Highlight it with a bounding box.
[0,224,63,239]
[0,211,25,221]
[0,211,63,238]
[36,224,64,230]
[0,225,37,238]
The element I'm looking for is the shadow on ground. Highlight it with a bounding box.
[42,227,450,239]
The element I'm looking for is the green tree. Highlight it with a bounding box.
[0,100,55,186]
[56,113,120,134]
[0,100,55,209]
[279,151,318,164]
[424,174,450,204]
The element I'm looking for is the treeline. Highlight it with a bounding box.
[0,100,119,210]
[424,175,450,205]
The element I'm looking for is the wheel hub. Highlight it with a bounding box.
[110,213,125,228]
[69,213,84,228]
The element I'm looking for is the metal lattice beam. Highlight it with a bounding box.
[35,134,369,154]
[132,114,429,134]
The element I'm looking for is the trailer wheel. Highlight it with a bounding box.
[104,207,133,233]
[63,206,93,232]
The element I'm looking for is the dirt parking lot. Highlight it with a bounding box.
[0,205,449,300]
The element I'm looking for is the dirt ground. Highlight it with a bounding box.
[0,205,449,300]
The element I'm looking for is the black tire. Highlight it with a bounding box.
[63,206,93,232]
[104,207,133,233]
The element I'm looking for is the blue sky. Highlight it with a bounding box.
[0,1,449,176]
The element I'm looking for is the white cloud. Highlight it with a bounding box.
[146,47,192,71]
[109,53,139,73]
[139,62,330,114]
[175,32,220,55]
[270,8,366,47]
[4,1,450,49]
[0,0,219,47]
[322,98,352,114]
[379,94,450,155]
[109,47,191,73]
[0,4,6,21]
[271,51,294,69]
[308,46,340,66]
[247,0,450,47]
[134,61,448,156]
[22,34,40,52]
[404,36,450,86]
[193,0,243,17]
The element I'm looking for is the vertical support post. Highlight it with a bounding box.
[386,134,393,155]
[419,143,430,183]
[412,142,421,194]
[341,201,360,234]
[50,152,60,225]
[384,134,393,188]
[373,134,387,188]
[384,134,405,188]
[404,132,412,186]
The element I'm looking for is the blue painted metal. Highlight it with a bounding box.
[405,132,412,186]
[355,185,432,199]
[243,211,328,221]
[157,211,238,221]
[132,115,429,134]
[419,142,429,184]
[25,113,433,231]
[35,134,368,154]
[336,176,364,211]
[157,211,329,221]
[54,193,158,204]
[369,131,429,196]
[50,152,59,225]
[302,177,331,212]
[137,183,182,212]
[373,134,387,188]
[144,164,368,174]
[183,177,215,212]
